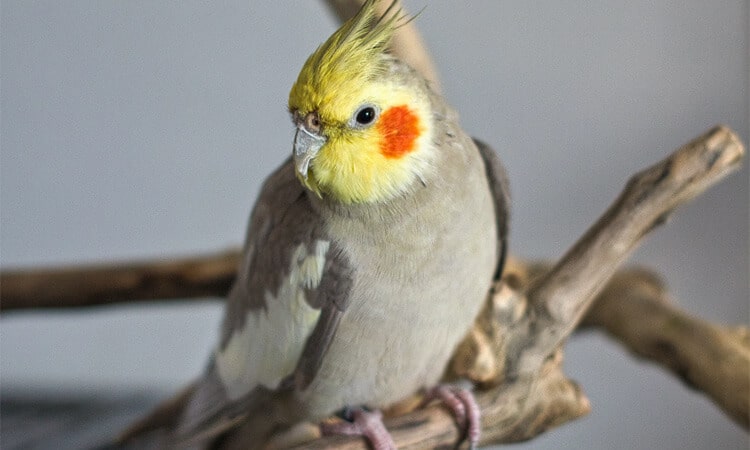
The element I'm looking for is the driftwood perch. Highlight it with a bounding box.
[0,1,746,449]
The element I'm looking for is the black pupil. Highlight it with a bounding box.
[356,107,375,125]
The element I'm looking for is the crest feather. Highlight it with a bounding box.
[289,0,410,116]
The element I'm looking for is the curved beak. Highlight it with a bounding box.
[293,126,327,179]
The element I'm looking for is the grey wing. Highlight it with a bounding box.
[473,138,511,281]
[293,241,354,390]
[173,157,354,444]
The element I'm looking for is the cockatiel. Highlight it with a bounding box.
[121,1,509,448]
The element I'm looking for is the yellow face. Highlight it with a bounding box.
[289,79,435,204]
[286,0,435,204]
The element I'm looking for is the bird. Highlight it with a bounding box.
[119,1,509,448]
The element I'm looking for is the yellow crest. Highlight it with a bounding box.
[288,0,409,119]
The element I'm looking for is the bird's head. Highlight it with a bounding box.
[288,0,436,204]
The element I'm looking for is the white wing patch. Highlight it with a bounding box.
[216,240,330,400]
[298,240,329,289]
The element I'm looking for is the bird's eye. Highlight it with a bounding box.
[351,105,380,128]
[356,107,375,124]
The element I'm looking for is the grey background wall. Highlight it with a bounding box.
[1,1,747,449]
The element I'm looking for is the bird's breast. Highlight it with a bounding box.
[297,152,498,419]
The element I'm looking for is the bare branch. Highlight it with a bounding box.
[513,125,745,375]
[581,268,750,428]
[0,251,239,311]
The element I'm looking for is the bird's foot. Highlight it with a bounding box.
[320,407,395,450]
[423,384,481,449]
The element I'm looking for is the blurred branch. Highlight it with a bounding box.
[579,267,750,428]
[0,251,238,311]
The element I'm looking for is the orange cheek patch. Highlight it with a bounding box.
[377,105,421,159]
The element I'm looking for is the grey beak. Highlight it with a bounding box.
[293,126,327,179]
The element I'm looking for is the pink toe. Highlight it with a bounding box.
[425,384,482,448]
[352,409,395,450]
[320,408,395,450]
[454,387,481,447]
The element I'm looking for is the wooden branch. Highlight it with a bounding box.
[580,267,750,428]
[0,251,239,311]
[511,125,746,376]
[451,125,745,385]
[323,0,442,92]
